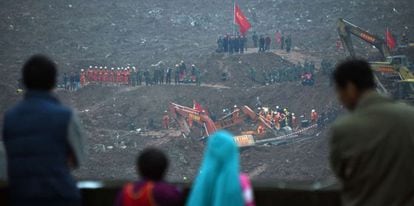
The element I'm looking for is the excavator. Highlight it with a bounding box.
[169,102,285,147]
[337,18,414,103]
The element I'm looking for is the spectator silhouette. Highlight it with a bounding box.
[115,148,182,206]
[2,54,86,206]
[187,130,255,206]
[330,59,414,206]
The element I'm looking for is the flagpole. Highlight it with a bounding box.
[233,0,236,35]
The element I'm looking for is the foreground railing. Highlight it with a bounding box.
[0,180,342,206]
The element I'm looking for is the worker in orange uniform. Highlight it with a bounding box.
[232,105,240,122]
[257,124,265,135]
[116,68,122,85]
[266,111,273,124]
[291,113,298,130]
[273,111,281,130]
[80,69,86,87]
[124,67,130,85]
[87,66,93,83]
[103,66,109,84]
[311,109,318,124]
[162,111,170,129]
[93,66,99,83]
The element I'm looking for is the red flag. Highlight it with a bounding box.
[386,28,396,50]
[234,4,251,35]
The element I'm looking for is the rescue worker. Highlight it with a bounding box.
[174,64,180,85]
[311,109,318,124]
[116,67,122,85]
[160,67,165,84]
[63,73,68,90]
[232,105,240,122]
[291,113,298,130]
[98,66,104,84]
[286,35,292,53]
[166,67,172,85]
[93,66,99,83]
[273,111,281,130]
[80,69,86,87]
[265,36,271,51]
[252,32,258,48]
[87,66,93,83]
[195,66,201,86]
[124,67,130,85]
[191,64,197,82]
[259,35,265,52]
[257,124,265,135]
[137,68,143,86]
[162,111,170,129]
[223,35,229,52]
[144,69,150,86]
[109,68,115,84]
[130,67,137,86]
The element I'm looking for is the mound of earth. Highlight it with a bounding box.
[54,51,339,181]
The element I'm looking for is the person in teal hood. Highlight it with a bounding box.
[187,130,255,206]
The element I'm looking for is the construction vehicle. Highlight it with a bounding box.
[169,102,295,147]
[337,18,414,103]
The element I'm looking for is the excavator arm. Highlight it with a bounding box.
[337,18,390,59]
[169,103,217,137]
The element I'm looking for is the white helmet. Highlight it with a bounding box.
[89,66,92,68]
[292,113,295,116]
[234,105,237,108]
[312,109,315,112]
[81,69,84,72]
[111,67,114,70]
[104,66,107,69]
[94,66,98,69]
[117,67,120,70]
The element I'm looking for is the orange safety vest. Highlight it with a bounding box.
[122,182,156,206]
[80,72,86,86]
[257,125,265,135]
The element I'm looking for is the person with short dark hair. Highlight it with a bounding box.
[115,148,182,206]
[330,59,414,206]
[3,54,86,206]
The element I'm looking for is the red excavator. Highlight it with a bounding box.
[168,102,278,147]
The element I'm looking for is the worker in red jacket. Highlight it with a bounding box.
[116,68,122,85]
[80,69,86,87]
[291,113,298,130]
[162,111,170,129]
[124,67,130,85]
[311,109,318,124]
[92,66,99,83]
[103,66,109,83]
[87,66,93,83]
[108,68,114,84]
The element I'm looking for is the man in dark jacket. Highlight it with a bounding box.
[330,59,414,206]
[2,55,86,206]
[259,35,265,53]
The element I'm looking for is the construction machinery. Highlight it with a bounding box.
[337,18,414,103]
[169,102,302,147]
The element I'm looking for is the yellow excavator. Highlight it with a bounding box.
[337,18,414,103]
